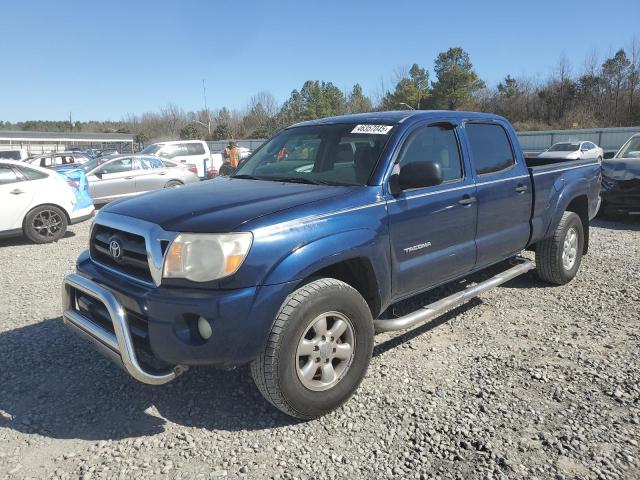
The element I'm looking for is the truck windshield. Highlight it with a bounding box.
[617,136,640,158]
[232,123,394,186]
[548,143,580,152]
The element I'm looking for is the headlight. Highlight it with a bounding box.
[163,233,253,282]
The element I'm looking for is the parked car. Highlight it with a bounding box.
[600,133,640,218]
[0,149,29,161]
[27,152,90,169]
[0,160,94,243]
[160,158,200,177]
[537,141,603,162]
[82,154,199,204]
[141,140,222,178]
[95,148,119,157]
[62,111,600,419]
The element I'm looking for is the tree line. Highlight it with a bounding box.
[2,40,638,144]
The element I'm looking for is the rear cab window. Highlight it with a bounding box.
[465,123,515,175]
[185,143,205,155]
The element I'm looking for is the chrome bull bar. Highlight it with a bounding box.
[62,272,187,385]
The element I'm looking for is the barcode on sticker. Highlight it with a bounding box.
[351,124,393,135]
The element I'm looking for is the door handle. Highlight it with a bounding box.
[515,184,528,193]
[124,176,134,180]
[10,189,24,195]
[458,195,476,206]
[159,171,167,175]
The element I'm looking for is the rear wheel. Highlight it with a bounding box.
[23,205,67,243]
[164,180,183,189]
[251,278,374,419]
[535,211,584,285]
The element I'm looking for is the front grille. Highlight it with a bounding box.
[90,224,153,283]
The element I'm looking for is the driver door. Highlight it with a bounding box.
[386,122,478,301]
[89,157,134,203]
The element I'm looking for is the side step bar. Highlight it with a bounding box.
[374,258,535,333]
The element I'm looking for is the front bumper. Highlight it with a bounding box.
[62,254,296,384]
[62,273,185,384]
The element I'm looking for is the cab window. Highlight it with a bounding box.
[466,123,515,175]
[397,124,463,184]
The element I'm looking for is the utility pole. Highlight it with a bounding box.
[69,111,72,132]
[202,79,211,137]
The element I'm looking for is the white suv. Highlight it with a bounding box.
[0,160,94,243]
[0,149,29,161]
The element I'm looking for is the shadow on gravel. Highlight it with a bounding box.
[0,230,76,248]
[592,216,640,232]
[0,317,298,442]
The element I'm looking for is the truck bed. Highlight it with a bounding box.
[524,156,601,247]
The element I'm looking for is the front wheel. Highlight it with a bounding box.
[251,278,374,419]
[535,211,584,285]
[23,205,68,244]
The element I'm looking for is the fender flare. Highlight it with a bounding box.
[263,228,389,295]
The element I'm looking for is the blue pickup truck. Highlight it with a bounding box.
[62,111,601,419]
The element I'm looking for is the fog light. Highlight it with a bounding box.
[197,316,212,340]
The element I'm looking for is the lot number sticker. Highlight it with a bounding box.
[351,124,393,135]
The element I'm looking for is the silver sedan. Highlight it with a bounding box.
[83,154,199,205]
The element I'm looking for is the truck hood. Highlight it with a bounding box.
[602,158,640,181]
[102,177,351,232]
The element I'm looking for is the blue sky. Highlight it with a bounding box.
[2,0,639,122]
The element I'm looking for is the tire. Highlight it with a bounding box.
[164,180,183,189]
[251,278,374,419]
[23,205,68,244]
[535,211,584,285]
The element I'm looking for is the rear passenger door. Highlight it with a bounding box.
[133,157,168,193]
[387,121,478,300]
[464,122,532,268]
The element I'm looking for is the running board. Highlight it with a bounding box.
[373,258,535,333]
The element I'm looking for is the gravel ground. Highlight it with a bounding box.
[0,217,639,480]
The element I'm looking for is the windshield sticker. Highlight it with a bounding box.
[351,124,393,135]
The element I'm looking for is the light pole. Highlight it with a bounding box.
[197,79,211,137]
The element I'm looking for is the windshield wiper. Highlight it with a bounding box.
[272,177,332,185]
[232,174,263,180]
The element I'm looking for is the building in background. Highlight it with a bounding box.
[0,130,136,154]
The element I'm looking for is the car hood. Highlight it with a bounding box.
[602,158,640,181]
[102,177,351,232]
[537,151,580,159]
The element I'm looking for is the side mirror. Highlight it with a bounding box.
[390,161,443,195]
[94,171,104,179]
[603,151,615,159]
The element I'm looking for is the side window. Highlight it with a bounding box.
[0,165,21,185]
[398,124,463,184]
[18,166,48,181]
[161,145,182,159]
[101,158,132,174]
[186,143,205,155]
[465,123,515,175]
[150,158,164,169]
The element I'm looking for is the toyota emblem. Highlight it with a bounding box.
[109,239,122,260]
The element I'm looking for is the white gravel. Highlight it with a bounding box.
[0,217,639,479]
